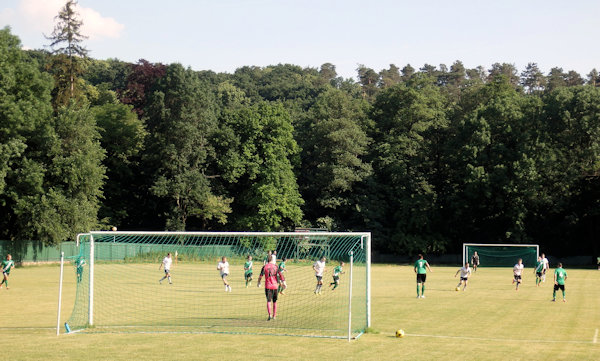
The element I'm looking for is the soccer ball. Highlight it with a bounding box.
[455,287,460,291]
[395,329,405,338]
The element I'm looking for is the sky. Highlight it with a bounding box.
[2,0,599,80]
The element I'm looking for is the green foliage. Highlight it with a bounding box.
[298,88,372,228]
[92,102,147,225]
[369,74,449,253]
[223,102,304,231]
[0,28,104,244]
[30,104,106,243]
[447,77,542,243]
[143,63,226,230]
[2,24,600,256]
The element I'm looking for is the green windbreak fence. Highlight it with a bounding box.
[0,240,79,263]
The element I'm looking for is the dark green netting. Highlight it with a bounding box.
[466,245,538,267]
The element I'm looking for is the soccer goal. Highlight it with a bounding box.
[60,231,371,340]
[463,243,539,267]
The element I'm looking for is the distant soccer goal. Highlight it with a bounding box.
[463,243,539,267]
[61,231,371,340]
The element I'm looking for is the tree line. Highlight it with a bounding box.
[1,24,599,258]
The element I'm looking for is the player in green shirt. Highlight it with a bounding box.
[244,255,253,287]
[330,262,345,290]
[277,258,287,295]
[534,256,544,287]
[1,254,15,290]
[552,263,568,302]
[414,254,432,298]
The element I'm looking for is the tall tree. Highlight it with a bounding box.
[0,28,105,244]
[488,63,519,86]
[465,66,486,86]
[144,64,224,230]
[537,86,600,255]
[448,77,542,244]
[93,102,147,227]
[40,104,106,241]
[448,61,467,89]
[379,64,402,89]
[298,88,372,229]
[357,65,379,99]
[520,62,546,94]
[45,0,88,106]
[437,63,449,87]
[564,70,584,87]
[587,69,599,86]
[401,64,416,82]
[369,74,449,253]
[546,67,566,91]
[0,28,54,243]
[120,59,167,117]
[419,64,437,78]
[222,103,304,231]
[319,63,338,86]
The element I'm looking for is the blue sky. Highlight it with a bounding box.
[2,0,599,80]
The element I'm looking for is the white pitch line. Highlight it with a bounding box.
[0,327,55,330]
[408,333,595,345]
[594,329,598,344]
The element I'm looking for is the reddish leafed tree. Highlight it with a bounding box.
[119,59,166,117]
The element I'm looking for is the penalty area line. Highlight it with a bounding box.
[408,333,596,345]
[594,329,598,344]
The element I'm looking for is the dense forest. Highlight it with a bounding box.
[1,24,599,258]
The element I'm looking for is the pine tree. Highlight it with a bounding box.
[45,0,88,106]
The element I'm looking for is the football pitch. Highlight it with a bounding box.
[0,264,598,360]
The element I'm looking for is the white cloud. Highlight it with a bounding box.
[79,6,124,40]
[8,0,123,40]
[19,0,64,33]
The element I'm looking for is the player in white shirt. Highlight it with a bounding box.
[313,257,326,295]
[158,253,173,284]
[512,258,524,291]
[454,262,472,291]
[217,256,231,292]
[541,253,549,282]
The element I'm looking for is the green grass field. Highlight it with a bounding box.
[1,263,598,360]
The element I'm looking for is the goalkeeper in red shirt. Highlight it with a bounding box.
[257,254,285,321]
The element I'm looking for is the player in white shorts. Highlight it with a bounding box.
[217,256,231,292]
[454,262,472,291]
[512,258,524,291]
[313,257,326,295]
[159,253,173,284]
[541,253,549,282]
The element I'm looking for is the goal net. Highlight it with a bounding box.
[463,243,539,267]
[63,231,371,339]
